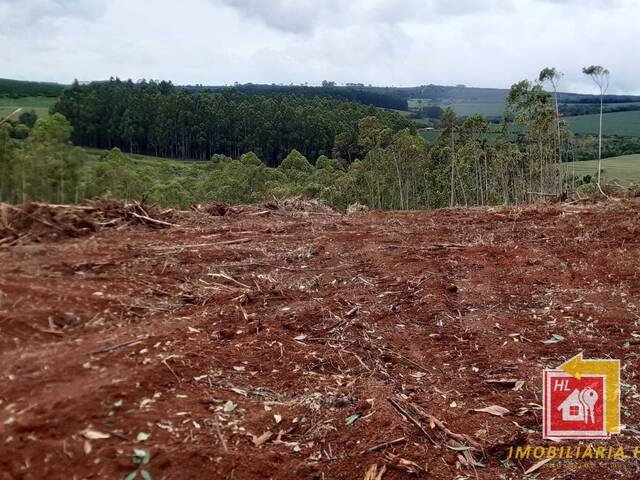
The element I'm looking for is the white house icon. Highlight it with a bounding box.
[557,387,598,424]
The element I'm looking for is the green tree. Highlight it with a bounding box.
[240,151,263,167]
[279,149,314,180]
[86,147,145,201]
[211,153,232,167]
[18,110,38,128]
[12,124,30,140]
[0,124,15,201]
[315,155,342,170]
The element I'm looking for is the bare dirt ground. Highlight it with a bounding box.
[1,200,640,479]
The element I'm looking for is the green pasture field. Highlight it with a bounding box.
[564,154,640,185]
[408,98,505,118]
[564,110,640,137]
[0,96,57,120]
[79,147,210,169]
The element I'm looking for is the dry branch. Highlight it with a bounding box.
[360,437,407,454]
[388,398,437,445]
[129,211,179,227]
[91,337,146,355]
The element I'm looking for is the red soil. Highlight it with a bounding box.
[2,201,640,479]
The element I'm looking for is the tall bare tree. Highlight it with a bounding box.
[441,109,457,207]
[539,67,564,193]
[582,65,610,189]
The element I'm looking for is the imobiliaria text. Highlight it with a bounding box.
[508,444,639,461]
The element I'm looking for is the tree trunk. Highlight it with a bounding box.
[598,93,603,187]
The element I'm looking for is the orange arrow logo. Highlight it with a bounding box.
[559,353,620,433]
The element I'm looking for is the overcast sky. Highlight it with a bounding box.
[1,0,638,94]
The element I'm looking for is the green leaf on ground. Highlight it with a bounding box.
[345,414,360,425]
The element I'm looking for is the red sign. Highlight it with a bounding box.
[543,370,608,439]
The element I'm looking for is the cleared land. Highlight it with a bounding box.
[1,200,640,479]
[565,154,640,184]
[0,96,56,120]
[564,110,640,137]
[80,147,209,167]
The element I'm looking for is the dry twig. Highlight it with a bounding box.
[388,398,437,445]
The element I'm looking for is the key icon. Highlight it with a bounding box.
[579,387,598,424]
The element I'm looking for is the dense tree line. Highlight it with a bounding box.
[185,84,408,110]
[0,78,66,98]
[559,103,640,117]
[52,79,414,166]
[573,135,640,160]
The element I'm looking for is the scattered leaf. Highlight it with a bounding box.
[345,414,361,425]
[83,440,92,455]
[485,378,519,387]
[81,429,111,440]
[383,452,425,474]
[524,457,552,474]
[449,401,458,408]
[136,432,151,442]
[542,334,565,344]
[363,463,387,480]
[513,380,525,391]
[251,431,273,447]
[233,366,245,372]
[473,405,510,417]
[223,400,237,413]
[446,445,471,452]
[273,414,282,424]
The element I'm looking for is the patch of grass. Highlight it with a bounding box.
[0,96,57,120]
[564,110,640,137]
[564,154,640,185]
[408,98,505,118]
[418,129,442,143]
[79,147,209,169]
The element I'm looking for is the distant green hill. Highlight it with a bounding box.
[0,78,67,98]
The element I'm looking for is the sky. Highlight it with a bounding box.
[1,0,639,94]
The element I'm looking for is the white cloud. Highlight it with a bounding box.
[0,0,638,94]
